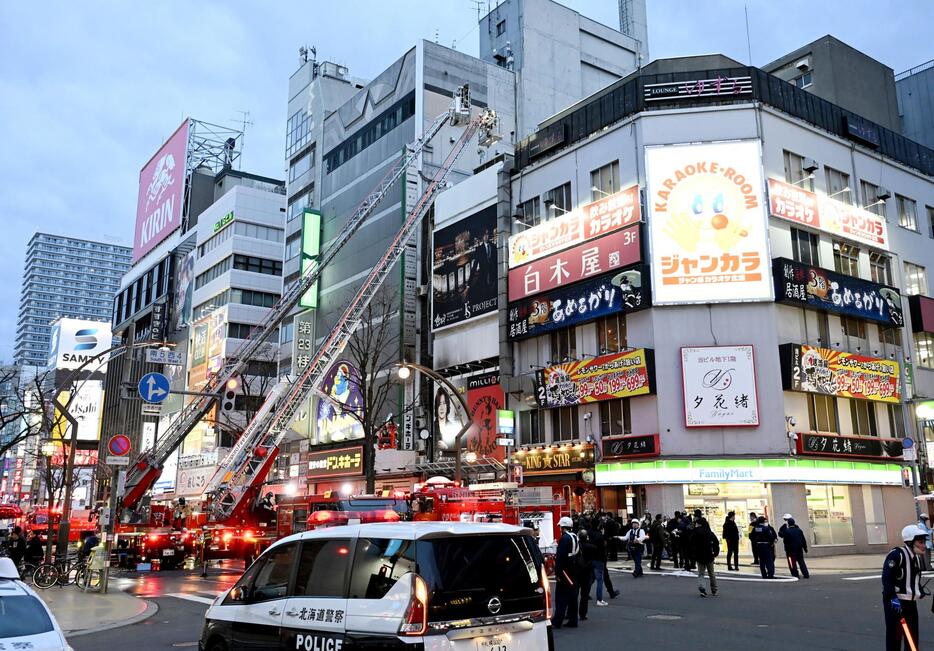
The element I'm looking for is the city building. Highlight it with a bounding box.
[13,233,130,367]
[432,53,934,555]
[897,59,934,151]
[762,35,902,133]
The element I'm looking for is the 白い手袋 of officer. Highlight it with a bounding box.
[881,524,929,651]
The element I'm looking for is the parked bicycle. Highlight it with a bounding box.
[33,556,86,589]
[73,564,103,592]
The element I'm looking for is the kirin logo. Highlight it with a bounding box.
[146,153,176,208]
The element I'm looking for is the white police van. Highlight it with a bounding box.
[200,522,553,651]
[0,557,73,651]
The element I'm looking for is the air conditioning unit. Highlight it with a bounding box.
[876,187,892,200]
[795,58,811,72]
[417,284,429,297]
[802,158,819,173]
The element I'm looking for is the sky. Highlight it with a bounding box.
[0,0,931,362]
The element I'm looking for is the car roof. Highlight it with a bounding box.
[268,522,531,551]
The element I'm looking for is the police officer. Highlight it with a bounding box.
[882,524,928,651]
[750,515,777,578]
[552,516,580,629]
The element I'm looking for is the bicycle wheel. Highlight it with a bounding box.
[33,563,60,589]
[64,560,85,585]
[82,569,103,592]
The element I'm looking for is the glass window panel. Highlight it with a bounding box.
[806,485,854,546]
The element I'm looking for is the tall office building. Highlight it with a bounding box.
[13,233,131,367]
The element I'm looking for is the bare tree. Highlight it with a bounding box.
[0,368,47,460]
[214,343,279,448]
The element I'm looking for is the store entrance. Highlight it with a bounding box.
[683,483,770,560]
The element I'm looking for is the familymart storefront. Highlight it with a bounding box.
[596,458,916,557]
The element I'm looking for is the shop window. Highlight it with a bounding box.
[862,486,887,545]
[848,398,877,437]
[833,241,860,277]
[790,228,819,266]
[599,399,631,437]
[551,406,579,442]
[590,161,620,200]
[517,197,541,228]
[916,332,934,369]
[550,328,577,363]
[597,314,626,354]
[807,394,837,432]
[887,404,906,439]
[904,262,927,296]
[878,324,900,351]
[928,205,934,239]
[542,183,572,219]
[825,166,851,204]
[520,410,544,446]
[806,485,854,546]
[869,252,891,286]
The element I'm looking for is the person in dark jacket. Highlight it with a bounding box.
[882,525,928,651]
[604,514,620,562]
[750,516,778,578]
[722,511,740,571]
[552,517,580,629]
[778,517,810,578]
[681,512,697,571]
[649,514,667,570]
[590,524,617,601]
[667,512,682,568]
[748,512,760,565]
[7,527,26,568]
[24,532,44,565]
[689,515,719,597]
[578,530,599,619]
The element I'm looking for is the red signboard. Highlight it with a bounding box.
[535,349,655,407]
[51,448,99,467]
[910,295,934,334]
[508,225,641,301]
[767,178,888,249]
[508,185,640,268]
[465,373,505,462]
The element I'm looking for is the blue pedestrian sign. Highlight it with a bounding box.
[138,372,170,404]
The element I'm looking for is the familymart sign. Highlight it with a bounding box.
[595,458,903,487]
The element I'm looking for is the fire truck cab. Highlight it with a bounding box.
[275,492,410,537]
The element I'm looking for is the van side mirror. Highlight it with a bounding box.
[229,586,248,602]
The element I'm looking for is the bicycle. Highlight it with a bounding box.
[33,556,86,589]
[73,564,103,592]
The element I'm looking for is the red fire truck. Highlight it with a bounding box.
[275,492,410,538]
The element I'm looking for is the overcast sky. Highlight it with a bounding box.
[0,1,930,362]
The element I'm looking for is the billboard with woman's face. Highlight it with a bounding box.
[316,360,364,443]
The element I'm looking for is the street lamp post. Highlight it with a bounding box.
[396,361,473,483]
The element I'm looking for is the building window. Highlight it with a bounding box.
[590,161,620,200]
[324,91,416,174]
[927,205,934,239]
[289,147,315,183]
[841,315,866,342]
[551,406,579,441]
[783,150,814,191]
[904,262,927,296]
[550,328,577,363]
[806,485,854,546]
[599,399,631,437]
[542,183,572,219]
[915,332,934,369]
[896,194,918,231]
[833,241,860,277]
[517,197,541,228]
[597,314,627,354]
[878,324,900,349]
[825,166,851,204]
[790,228,819,265]
[859,180,886,218]
[195,257,233,290]
[849,399,877,437]
[228,322,255,339]
[816,312,830,347]
[808,394,837,432]
[793,71,812,88]
[520,410,544,446]
[496,19,506,35]
[231,288,281,308]
[862,485,887,545]
[869,252,891,286]
[887,404,906,439]
[234,254,283,276]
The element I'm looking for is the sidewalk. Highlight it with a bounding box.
[37,585,156,636]
[607,552,882,576]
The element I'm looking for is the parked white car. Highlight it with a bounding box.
[0,557,73,651]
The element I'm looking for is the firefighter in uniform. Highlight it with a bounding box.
[881,524,929,650]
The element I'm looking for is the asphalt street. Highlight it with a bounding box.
[68,564,934,650]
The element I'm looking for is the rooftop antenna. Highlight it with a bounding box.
[744,5,753,65]
[470,0,483,22]
[435,28,439,44]
[233,110,253,168]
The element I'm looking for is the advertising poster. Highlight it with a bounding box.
[47,318,112,371]
[774,258,904,327]
[173,250,196,331]
[315,361,364,443]
[646,141,772,304]
[768,178,888,249]
[207,308,227,374]
[306,446,364,479]
[53,381,104,442]
[779,343,900,403]
[508,225,641,301]
[681,345,760,427]
[134,119,189,262]
[431,205,498,331]
[535,349,655,408]
[508,265,649,340]
[465,373,505,462]
[507,185,640,268]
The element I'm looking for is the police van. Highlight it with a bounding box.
[200,521,554,650]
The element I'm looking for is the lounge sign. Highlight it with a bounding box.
[534,349,655,408]
[779,343,900,404]
[601,434,659,460]
[507,185,640,268]
[773,258,904,327]
[796,432,903,460]
[306,446,364,479]
[513,444,594,475]
[507,265,649,341]
[768,178,888,249]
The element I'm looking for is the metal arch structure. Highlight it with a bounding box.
[121,85,498,512]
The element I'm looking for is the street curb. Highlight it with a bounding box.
[64,599,159,638]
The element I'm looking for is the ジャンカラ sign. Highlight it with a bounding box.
[779,343,901,403]
[534,349,655,408]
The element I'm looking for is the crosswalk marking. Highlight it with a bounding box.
[167,592,215,604]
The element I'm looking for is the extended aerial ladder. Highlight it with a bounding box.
[121,85,498,517]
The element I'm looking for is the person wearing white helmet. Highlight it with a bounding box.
[917,514,932,570]
[552,516,581,629]
[881,523,929,650]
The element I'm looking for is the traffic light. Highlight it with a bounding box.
[222,377,240,412]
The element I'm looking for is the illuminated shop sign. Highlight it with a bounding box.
[534,349,655,408]
[779,343,900,404]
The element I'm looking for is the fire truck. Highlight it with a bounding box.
[18,507,97,543]
[275,492,410,538]
[110,88,499,563]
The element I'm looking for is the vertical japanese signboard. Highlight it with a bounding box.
[300,210,321,309]
[646,141,772,304]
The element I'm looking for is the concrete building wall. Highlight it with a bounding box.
[897,62,934,150]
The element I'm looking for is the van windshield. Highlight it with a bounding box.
[0,594,54,637]
[416,534,545,622]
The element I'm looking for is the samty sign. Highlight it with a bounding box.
[133,119,189,262]
[646,141,772,305]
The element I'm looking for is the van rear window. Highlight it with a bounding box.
[0,594,54,637]
[416,535,545,622]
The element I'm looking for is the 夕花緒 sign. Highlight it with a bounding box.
[646,141,772,305]
[534,349,655,408]
[601,434,659,460]
[796,432,903,460]
[779,343,900,404]
[681,345,759,427]
[507,185,640,268]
